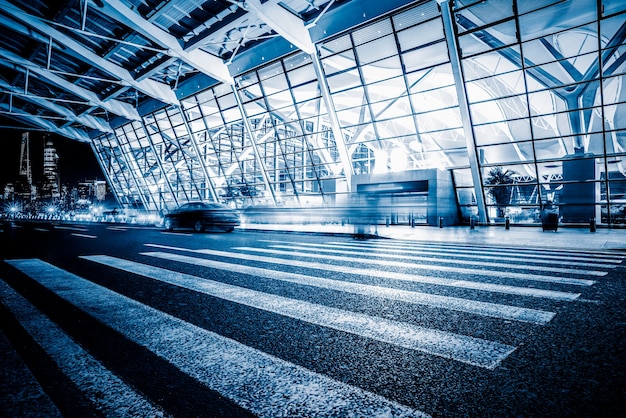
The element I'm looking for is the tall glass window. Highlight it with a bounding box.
[90,0,626,225]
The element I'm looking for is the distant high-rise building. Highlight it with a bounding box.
[42,135,60,199]
[18,132,32,187]
[14,132,36,200]
[3,183,14,200]
[94,180,107,202]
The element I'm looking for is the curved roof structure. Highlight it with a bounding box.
[0,0,355,138]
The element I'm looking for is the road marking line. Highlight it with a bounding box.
[272,241,621,268]
[264,243,612,274]
[0,279,168,417]
[83,255,516,368]
[70,233,97,239]
[340,240,625,259]
[234,247,601,284]
[0,329,62,417]
[337,241,626,264]
[144,244,581,301]
[137,251,554,325]
[6,258,431,417]
[54,226,90,232]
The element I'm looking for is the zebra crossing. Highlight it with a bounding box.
[0,279,168,417]
[1,237,623,417]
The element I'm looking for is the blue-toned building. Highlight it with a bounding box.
[1,0,625,226]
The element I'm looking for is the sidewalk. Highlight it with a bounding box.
[241,222,626,252]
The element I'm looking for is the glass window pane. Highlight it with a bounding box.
[470,96,528,124]
[402,41,448,73]
[396,19,443,52]
[463,49,522,82]
[466,70,526,102]
[356,35,397,64]
[332,85,366,111]
[370,96,412,120]
[453,168,474,187]
[321,49,357,76]
[519,1,597,42]
[478,142,535,165]
[287,64,316,87]
[292,81,319,103]
[326,68,361,93]
[240,82,262,99]
[474,121,528,146]
[261,73,289,95]
[410,85,457,112]
[361,56,403,83]
[352,19,392,46]
[217,93,237,110]
[534,137,570,159]
[603,0,626,15]
[459,20,517,57]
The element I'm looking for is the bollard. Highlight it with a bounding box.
[590,217,596,232]
[439,216,444,228]
[470,217,475,230]
[505,216,510,230]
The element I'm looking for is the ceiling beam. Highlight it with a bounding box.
[0,0,179,105]
[0,79,113,133]
[182,5,242,51]
[0,102,91,141]
[97,0,234,85]
[0,47,141,121]
[242,0,315,54]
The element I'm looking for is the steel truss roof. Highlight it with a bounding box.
[0,0,354,141]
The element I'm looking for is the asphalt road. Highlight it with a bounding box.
[1,220,625,417]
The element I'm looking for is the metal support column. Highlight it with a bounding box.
[232,84,277,206]
[89,138,124,208]
[311,53,353,192]
[438,0,487,223]
[110,133,151,211]
[178,104,219,203]
[97,132,149,210]
[140,119,179,209]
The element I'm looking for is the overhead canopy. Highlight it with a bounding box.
[0,0,365,141]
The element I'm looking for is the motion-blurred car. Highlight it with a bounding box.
[163,202,240,232]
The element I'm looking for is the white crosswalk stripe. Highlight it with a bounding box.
[264,241,622,269]
[0,279,169,417]
[233,246,605,281]
[0,330,63,417]
[81,255,516,368]
[330,240,625,261]
[4,258,430,418]
[145,243,584,300]
[2,237,620,417]
[135,251,555,325]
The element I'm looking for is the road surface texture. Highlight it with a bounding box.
[1,221,624,417]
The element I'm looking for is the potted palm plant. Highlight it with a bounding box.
[484,167,516,221]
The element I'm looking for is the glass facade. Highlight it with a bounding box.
[92,0,626,225]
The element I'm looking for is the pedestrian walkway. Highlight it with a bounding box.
[2,226,624,416]
[241,222,626,251]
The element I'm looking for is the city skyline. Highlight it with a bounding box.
[0,131,104,190]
